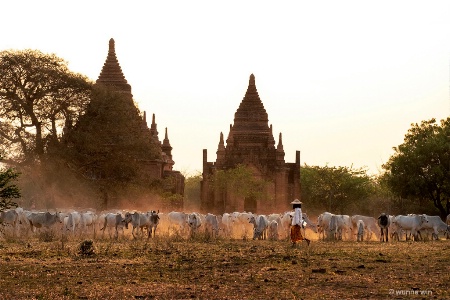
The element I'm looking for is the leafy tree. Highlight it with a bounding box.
[184,172,202,210]
[382,118,450,218]
[300,164,374,214]
[213,164,269,202]
[0,49,92,163]
[0,156,21,211]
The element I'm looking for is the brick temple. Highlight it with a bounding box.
[201,74,300,214]
[95,38,184,196]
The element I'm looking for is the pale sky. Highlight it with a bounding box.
[2,1,449,176]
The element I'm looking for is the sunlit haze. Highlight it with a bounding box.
[2,1,449,176]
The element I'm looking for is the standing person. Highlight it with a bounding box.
[290,199,310,246]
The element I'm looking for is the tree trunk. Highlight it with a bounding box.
[35,122,44,156]
[446,199,450,216]
[432,192,447,219]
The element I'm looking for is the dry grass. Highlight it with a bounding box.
[0,231,449,299]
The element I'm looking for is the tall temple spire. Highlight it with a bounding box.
[162,127,172,158]
[216,132,226,163]
[218,132,225,152]
[226,124,234,146]
[277,132,284,151]
[149,113,159,143]
[276,132,285,162]
[143,111,147,126]
[269,124,275,149]
[96,38,132,96]
[219,132,225,147]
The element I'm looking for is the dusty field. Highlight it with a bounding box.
[0,232,449,300]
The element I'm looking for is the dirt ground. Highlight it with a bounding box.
[0,231,449,300]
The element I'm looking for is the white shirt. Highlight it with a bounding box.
[291,207,303,226]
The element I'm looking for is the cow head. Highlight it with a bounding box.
[317,214,323,229]
[123,212,132,229]
[188,213,200,229]
[150,213,160,225]
[56,212,63,223]
[419,214,429,225]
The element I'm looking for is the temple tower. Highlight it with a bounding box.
[201,74,300,214]
[71,38,184,208]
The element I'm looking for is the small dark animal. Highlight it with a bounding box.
[377,213,390,242]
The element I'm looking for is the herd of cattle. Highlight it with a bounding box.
[316,212,450,242]
[1,207,450,242]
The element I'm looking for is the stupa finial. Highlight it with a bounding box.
[249,73,255,86]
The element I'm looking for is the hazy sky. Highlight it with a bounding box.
[2,1,449,176]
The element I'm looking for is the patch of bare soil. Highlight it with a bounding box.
[0,236,448,299]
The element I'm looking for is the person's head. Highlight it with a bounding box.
[291,199,302,209]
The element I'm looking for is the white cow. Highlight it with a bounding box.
[267,213,282,238]
[220,213,233,237]
[389,215,401,241]
[27,211,62,232]
[328,214,343,240]
[351,215,379,241]
[392,214,428,241]
[249,214,269,240]
[124,212,150,238]
[317,212,333,240]
[99,213,128,239]
[356,220,365,242]
[419,215,450,240]
[230,212,255,239]
[204,213,219,238]
[335,214,352,240]
[15,207,32,234]
[167,211,188,235]
[146,211,160,238]
[0,209,20,236]
[187,212,202,237]
[268,220,279,241]
[80,211,98,236]
[65,211,82,235]
[280,212,294,239]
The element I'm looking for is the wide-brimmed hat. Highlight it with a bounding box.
[290,199,302,204]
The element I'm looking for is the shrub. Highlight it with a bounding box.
[78,240,95,256]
